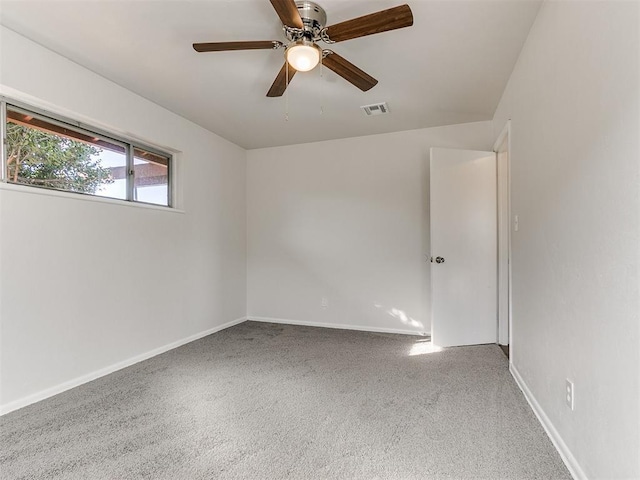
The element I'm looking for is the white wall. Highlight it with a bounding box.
[492,1,640,478]
[0,27,247,412]
[247,122,493,334]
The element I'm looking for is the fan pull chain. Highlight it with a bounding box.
[285,63,289,122]
[320,57,324,116]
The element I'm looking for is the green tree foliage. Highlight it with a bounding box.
[6,122,114,194]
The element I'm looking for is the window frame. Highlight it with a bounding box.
[0,98,174,208]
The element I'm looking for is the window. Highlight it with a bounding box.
[1,101,172,207]
[133,147,170,206]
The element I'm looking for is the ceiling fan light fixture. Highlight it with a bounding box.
[286,40,321,72]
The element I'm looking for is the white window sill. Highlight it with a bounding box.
[0,182,185,214]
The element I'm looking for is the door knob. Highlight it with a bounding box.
[435,256,445,264]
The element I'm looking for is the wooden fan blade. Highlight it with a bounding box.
[193,41,281,52]
[324,4,413,43]
[267,62,298,97]
[269,0,304,28]
[322,52,378,92]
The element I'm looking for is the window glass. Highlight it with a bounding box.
[133,147,169,206]
[3,104,173,207]
[5,107,126,199]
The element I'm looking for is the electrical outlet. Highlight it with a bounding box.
[566,379,574,410]
[321,297,328,308]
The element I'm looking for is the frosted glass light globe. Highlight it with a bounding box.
[286,42,321,72]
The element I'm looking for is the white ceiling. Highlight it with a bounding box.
[0,0,541,149]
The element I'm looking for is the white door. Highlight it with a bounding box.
[430,148,497,348]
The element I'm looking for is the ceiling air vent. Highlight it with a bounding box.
[361,102,390,116]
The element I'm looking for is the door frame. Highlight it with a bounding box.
[493,120,512,360]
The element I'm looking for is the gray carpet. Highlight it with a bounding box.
[0,321,570,479]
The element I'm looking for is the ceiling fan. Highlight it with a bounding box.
[193,0,413,97]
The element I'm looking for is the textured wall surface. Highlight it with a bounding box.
[492,1,640,477]
[0,27,247,410]
[247,123,493,334]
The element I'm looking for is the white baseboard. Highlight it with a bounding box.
[0,316,247,416]
[248,316,428,337]
[510,364,587,480]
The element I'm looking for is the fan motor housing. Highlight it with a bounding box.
[296,1,327,30]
